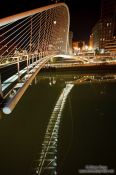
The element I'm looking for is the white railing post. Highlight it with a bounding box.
[0,74,3,100]
[26,55,29,76]
[17,56,20,82]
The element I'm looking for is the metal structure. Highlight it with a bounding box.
[0,3,70,64]
[0,3,70,113]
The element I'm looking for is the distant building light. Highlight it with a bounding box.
[88,46,93,50]
[85,45,88,50]
[53,21,57,24]
[107,23,109,27]
[100,49,104,54]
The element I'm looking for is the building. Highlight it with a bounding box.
[92,20,102,50]
[92,0,116,53]
[101,0,116,48]
[72,41,87,55]
[104,37,116,54]
[89,33,94,49]
[73,41,85,50]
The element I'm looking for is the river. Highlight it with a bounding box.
[0,71,116,175]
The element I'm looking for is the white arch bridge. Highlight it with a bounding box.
[0,3,70,114]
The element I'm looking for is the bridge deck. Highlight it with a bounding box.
[2,56,53,114]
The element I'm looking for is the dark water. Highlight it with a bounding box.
[0,72,116,175]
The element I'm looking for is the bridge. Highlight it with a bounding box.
[0,3,70,114]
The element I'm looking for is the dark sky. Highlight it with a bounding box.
[0,0,101,42]
[66,0,101,42]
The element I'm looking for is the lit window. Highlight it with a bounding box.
[107,23,109,27]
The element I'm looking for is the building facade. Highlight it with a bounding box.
[89,33,94,49]
[92,20,103,50]
[92,0,116,52]
[101,0,116,48]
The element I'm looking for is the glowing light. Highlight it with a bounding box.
[85,45,88,50]
[88,46,93,50]
[53,20,57,24]
[34,84,74,174]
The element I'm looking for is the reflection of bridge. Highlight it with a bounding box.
[32,83,73,175]
[0,3,70,114]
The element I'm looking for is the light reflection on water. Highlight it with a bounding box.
[38,73,116,85]
[31,72,116,175]
[32,83,74,175]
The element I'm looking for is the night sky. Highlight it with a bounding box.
[0,0,101,42]
[66,0,101,42]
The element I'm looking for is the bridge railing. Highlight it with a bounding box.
[0,3,70,113]
[0,3,70,65]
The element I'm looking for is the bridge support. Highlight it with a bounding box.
[0,74,3,100]
[2,56,50,114]
[17,57,20,82]
[26,55,29,76]
[0,2,70,113]
[32,56,34,68]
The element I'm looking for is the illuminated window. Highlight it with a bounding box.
[107,23,109,27]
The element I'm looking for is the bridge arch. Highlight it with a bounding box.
[0,3,70,63]
[0,3,70,114]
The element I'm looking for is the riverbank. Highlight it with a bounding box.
[42,62,116,73]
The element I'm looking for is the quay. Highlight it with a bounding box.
[43,61,116,72]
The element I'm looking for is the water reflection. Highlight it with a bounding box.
[33,74,116,175]
[32,83,73,175]
[0,72,116,175]
[39,73,116,86]
[32,72,116,175]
